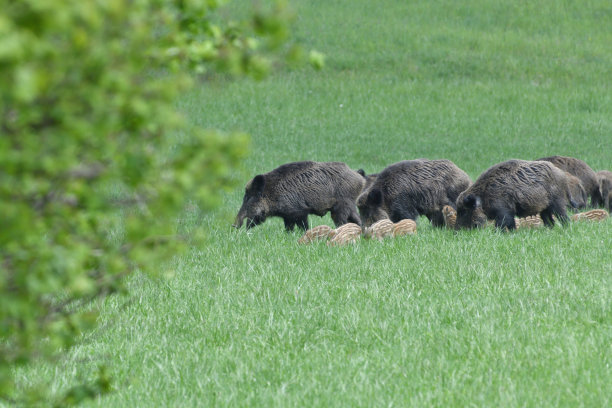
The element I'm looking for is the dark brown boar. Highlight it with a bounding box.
[571,209,609,222]
[536,155,602,207]
[356,159,472,227]
[442,205,457,229]
[455,160,574,230]
[233,161,365,231]
[597,170,612,212]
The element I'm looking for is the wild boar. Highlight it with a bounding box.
[597,170,612,212]
[515,215,544,229]
[571,209,609,222]
[392,219,417,236]
[297,225,333,244]
[233,161,365,231]
[537,155,602,207]
[455,160,575,230]
[441,205,457,229]
[327,223,362,246]
[356,159,472,227]
[363,219,395,240]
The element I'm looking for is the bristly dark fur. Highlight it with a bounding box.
[597,170,612,213]
[456,159,573,230]
[233,161,365,231]
[537,155,602,207]
[356,159,472,227]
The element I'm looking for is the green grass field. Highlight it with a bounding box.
[13,0,612,406]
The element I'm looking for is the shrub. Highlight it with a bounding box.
[0,0,300,404]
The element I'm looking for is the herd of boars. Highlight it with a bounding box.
[233,155,612,232]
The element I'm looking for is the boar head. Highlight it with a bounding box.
[357,188,389,228]
[455,194,488,230]
[232,175,270,229]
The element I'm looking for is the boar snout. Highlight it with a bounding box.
[233,209,246,229]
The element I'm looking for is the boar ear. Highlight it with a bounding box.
[463,194,482,209]
[367,188,383,206]
[251,175,265,194]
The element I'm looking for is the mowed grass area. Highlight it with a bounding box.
[14,0,612,406]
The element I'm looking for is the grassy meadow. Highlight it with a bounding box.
[13,0,612,406]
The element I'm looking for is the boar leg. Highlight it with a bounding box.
[494,211,516,230]
[428,211,445,228]
[540,209,555,227]
[590,189,604,208]
[296,217,309,231]
[550,202,569,226]
[331,201,360,227]
[283,218,296,231]
[284,216,309,232]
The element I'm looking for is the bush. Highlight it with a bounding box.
[0,0,300,404]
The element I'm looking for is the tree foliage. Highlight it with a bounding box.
[0,0,306,404]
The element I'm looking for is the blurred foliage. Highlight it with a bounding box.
[0,0,308,405]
